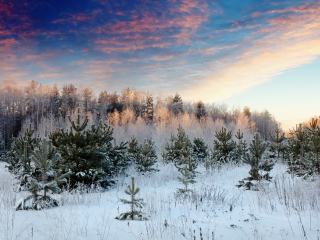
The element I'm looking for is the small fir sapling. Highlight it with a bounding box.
[175,144,197,194]
[307,119,320,173]
[15,137,69,210]
[210,127,236,164]
[135,138,159,173]
[234,129,248,162]
[177,163,196,194]
[285,136,304,176]
[115,176,146,220]
[175,144,198,175]
[237,132,274,190]
[290,123,307,157]
[269,124,285,158]
[4,124,38,186]
[164,125,192,163]
[296,118,320,178]
[13,141,30,182]
[286,123,311,176]
[192,137,209,162]
[127,136,139,163]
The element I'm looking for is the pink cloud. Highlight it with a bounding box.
[0,38,20,51]
[38,73,64,78]
[153,55,175,61]
[91,0,209,52]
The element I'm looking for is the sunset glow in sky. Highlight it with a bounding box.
[1,0,320,129]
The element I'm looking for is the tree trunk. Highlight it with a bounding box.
[132,194,134,220]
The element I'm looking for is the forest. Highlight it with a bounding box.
[0,80,278,151]
[1,80,320,239]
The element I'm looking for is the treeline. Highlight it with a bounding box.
[0,80,279,151]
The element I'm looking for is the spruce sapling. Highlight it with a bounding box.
[177,164,196,194]
[127,136,139,163]
[116,176,146,220]
[135,138,159,173]
[290,123,307,157]
[175,144,197,194]
[297,118,320,178]
[164,125,192,163]
[192,137,208,162]
[211,127,236,164]
[269,124,285,158]
[234,129,248,162]
[16,138,69,210]
[237,132,274,190]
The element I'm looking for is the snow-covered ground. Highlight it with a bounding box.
[1,161,320,240]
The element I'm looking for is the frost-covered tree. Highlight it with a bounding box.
[291,119,320,178]
[82,87,93,114]
[175,145,197,194]
[61,84,78,118]
[127,136,139,163]
[192,137,208,162]
[135,138,158,173]
[195,100,207,119]
[243,106,251,118]
[144,92,154,122]
[50,108,128,188]
[285,123,312,176]
[237,133,274,190]
[169,93,183,115]
[16,138,69,210]
[307,119,320,173]
[269,124,285,158]
[177,165,196,194]
[116,176,146,220]
[174,144,197,174]
[234,129,248,162]
[289,124,307,157]
[3,124,38,188]
[211,127,236,163]
[164,125,192,163]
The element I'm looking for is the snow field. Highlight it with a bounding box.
[1,161,320,240]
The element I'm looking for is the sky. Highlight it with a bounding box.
[1,0,320,130]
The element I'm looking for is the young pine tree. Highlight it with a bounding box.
[127,136,139,163]
[50,108,128,188]
[237,132,274,190]
[192,137,208,162]
[211,127,236,163]
[4,124,39,189]
[175,144,197,194]
[175,144,198,175]
[307,119,320,173]
[234,129,248,162]
[116,176,145,220]
[16,138,69,210]
[286,124,311,176]
[269,124,285,158]
[177,165,196,194]
[297,118,320,178]
[289,124,307,157]
[135,138,158,173]
[164,125,192,163]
